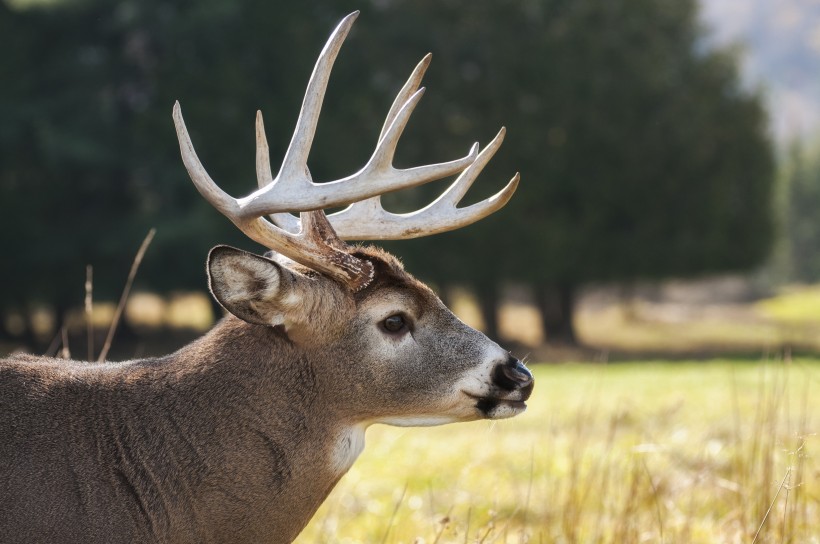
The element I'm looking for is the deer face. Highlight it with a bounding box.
[338,249,533,426]
[208,245,533,427]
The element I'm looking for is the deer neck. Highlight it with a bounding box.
[139,316,362,542]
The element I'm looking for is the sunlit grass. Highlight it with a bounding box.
[445,282,820,354]
[120,291,214,331]
[297,360,819,543]
[573,285,820,353]
[757,284,820,323]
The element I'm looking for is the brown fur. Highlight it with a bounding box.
[0,246,527,543]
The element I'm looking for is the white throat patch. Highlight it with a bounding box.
[330,425,367,476]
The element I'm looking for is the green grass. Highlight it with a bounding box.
[573,284,820,354]
[757,285,820,323]
[296,359,820,543]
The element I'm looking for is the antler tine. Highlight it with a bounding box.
[256,110,274,190]
[175,11,361,227]
[256,112,302,233]
[378,53,432,144]
[287,128,518,240]
[173,101,242,219]
[335,127,517,240]
[273,11,359,186]
[433,128,512,206]
[267,52,434,235]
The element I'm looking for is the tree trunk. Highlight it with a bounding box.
[534,283,578,346]
[475,285,500,341]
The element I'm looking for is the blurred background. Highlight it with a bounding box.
[1,0,819,362]
[3,2,820,541]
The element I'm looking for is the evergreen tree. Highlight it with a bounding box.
[360,0,775,343]
[0,0,774,348]
[782,142,820,281]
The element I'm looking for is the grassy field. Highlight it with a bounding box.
[296,359,819,543]
[4,284,820,542]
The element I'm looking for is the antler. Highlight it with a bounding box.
[173,11,518,290]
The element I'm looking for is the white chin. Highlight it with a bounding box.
[484,401,527,420]
[378,415,462,427]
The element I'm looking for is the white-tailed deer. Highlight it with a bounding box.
[0,12,532,544]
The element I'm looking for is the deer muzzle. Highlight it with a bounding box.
[493,355,534,395]
[464,356,534,420]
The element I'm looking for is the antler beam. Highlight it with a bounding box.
[173,11,518,290]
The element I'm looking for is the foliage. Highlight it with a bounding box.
[367,0,775,287]
[757,284,820,323]
[0,0,346,314]
[0,0,775,343]
[364,0,775,343]
[780,141,820,281]
[298,359,819,543]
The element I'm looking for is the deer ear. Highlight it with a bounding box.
[207,245,300,327]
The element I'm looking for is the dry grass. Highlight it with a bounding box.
[297,359,819,543]
[575,303,785,354]
[442,282,820,356]
[3,282,820,541]
[9,281,820,359]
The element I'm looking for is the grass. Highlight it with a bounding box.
[9,281,820,360]
[296,359,820,543]
[449,282,820,356]
[5,279,820,541]
[757,285,820,323]
[570,285,820,355]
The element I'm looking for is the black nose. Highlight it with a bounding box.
[493,355,534,391]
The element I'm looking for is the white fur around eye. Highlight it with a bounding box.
[364,296,418,325]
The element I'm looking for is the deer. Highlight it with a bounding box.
[0,12,533,544]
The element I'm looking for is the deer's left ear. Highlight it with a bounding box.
[207,245,303,327]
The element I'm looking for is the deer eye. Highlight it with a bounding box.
[381,314,407,333]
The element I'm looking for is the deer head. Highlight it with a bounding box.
[172,10,533,427]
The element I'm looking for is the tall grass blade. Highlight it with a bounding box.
[97,228,155,362]
[85,264,94,361]
[752,466,791,544]
[379,483,407,544]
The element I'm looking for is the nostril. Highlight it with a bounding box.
[506,360,533,386]
[493,357,534,391]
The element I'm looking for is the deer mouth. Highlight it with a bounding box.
[463,393,528,419]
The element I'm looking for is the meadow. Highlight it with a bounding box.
[297,359,819,543]
[4,282,820,543]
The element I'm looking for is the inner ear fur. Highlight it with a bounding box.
[207,245,296,326]
[207,245,356,340]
